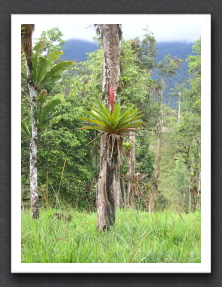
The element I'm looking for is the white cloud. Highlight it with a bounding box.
[32,15,201,43]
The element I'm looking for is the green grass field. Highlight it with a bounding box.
[21,209,201,263]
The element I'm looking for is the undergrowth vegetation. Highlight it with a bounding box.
[21,209,201,263]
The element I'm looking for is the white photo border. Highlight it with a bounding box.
[11,14,211,273]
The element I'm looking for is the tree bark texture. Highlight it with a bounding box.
[29,92,39,219]
[97,24,122,231]
[21,24,35,70]
[101,24,122,107]
[97,134,123,231]
[21,24,39,219]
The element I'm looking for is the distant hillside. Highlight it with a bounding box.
[61,39,194,106]
[156,41,193,63]
[155,42,193,105]
[60,39,99,62]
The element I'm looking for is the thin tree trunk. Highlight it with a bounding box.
[29,88,39,218]
[149,82,163,213]
[178,92,181,125]
[21,24,39,218]
[115,168,121,208]
[128,131,135,207]
[149,136,161,213]
[120,177,126,208]
[97,24,122,231]
[198,171,201,209]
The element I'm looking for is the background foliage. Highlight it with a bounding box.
[22,28,201,214]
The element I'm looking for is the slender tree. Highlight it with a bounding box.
[127,131,135,207]
[149,80,164,213]
[21,24,39,218]
[149,55,182,212]
[168,82,186,125]
[21,26,73,218]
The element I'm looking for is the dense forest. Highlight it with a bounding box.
[21,25,201,263]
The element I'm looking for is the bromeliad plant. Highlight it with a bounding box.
[78,102,145,136]
[78,85,145,136]
[78,94,146,165]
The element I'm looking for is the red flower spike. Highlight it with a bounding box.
[109,86,114,114]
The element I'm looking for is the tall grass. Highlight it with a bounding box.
[21,209,201,263]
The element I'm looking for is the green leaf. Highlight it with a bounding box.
[85,110,106,122]
[35,97,61,132]
[21,118,31,139]
[30,42,73,89]
[45,51,64,69]
[97,102,111,123]
[40,61,73,88]
[112,103,121,120]
[77,126,107,131]
[115,121,145,132]
[31,42,45,81]
[35,56,48,87]
[78,117,108,128]
[116,116,143,129]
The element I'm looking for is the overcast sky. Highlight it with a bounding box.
[30,15,202,43]
[33,22,201,43]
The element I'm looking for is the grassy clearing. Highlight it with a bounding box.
[21,209,201,263]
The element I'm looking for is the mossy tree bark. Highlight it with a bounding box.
[21,24,39,219]
[97,134,123,231]
[97,24,122,231]
[101,24,122,106]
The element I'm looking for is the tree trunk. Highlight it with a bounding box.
[197,171,201,209]
[120,177,127,208]
[178,92,181,125]
[101,24,122,105]
[97,134,123,231]
[127,131,135,207]
[21,24,39,218]
[97,24,122,231]
[29,90,39,218]
[190,187,198,212]
[114,167,121,208]
[149,82,163,213]
[149,136,161,213]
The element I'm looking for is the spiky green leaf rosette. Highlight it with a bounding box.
[78,102,145,135]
